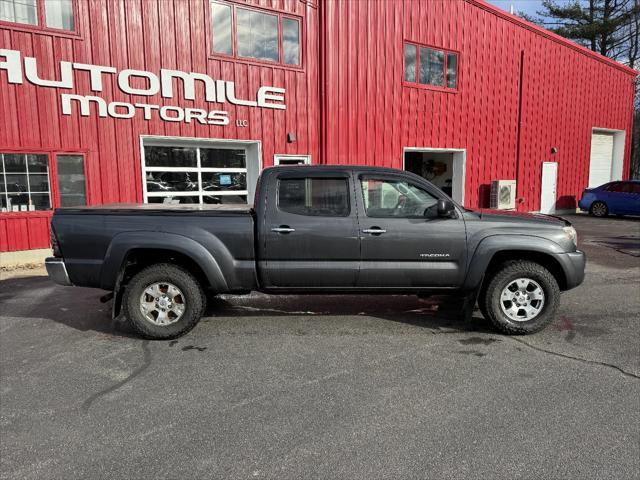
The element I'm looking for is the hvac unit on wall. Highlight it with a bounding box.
[490,180,517,210]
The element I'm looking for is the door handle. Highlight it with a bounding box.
[362,228,387,235]
[271,226,296,234]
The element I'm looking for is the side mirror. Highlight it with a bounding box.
[437,198,455,218]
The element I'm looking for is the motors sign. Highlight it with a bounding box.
[0,48,286,126]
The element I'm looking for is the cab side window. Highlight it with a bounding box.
[278,177,350,216]
[361,178,438,218]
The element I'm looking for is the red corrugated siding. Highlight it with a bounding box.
[322,0,636,211]
[0,0,319,251]
[0,0,636,252]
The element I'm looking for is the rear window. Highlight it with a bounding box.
[277,178,350,216]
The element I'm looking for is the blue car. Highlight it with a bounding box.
[578,180,640,217]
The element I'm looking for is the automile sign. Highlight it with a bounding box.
[0,48,286,126]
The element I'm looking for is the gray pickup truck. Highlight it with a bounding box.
[46,165,585,339]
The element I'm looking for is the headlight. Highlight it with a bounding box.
[563,226,578,247]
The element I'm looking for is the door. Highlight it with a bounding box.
[588,133,614,188]
[355,174,467,288]
[261,172,360,288]
[540,162,558,214]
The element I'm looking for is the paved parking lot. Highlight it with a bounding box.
[1,214,639,479]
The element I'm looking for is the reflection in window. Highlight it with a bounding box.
[361,178,437,218]
[282,17,300,65]
[446,53,458,89]
[211,1,232,55]
[0,0,38,25]
[200,148,246,169]
[420,47,444,87]
[404,42,458,91]
[278,178,350,217]
[404,44,417,83]
[56,154,86,206]
[0,0,75,31]
[237,8,278,62]
[210,1,302,67]
[0,153,51,211]
[45,0,73,30]
[144,146,197,168]
[143,145,249,205]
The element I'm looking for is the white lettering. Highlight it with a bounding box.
[225,82,257,107]
[73,63,117,92]
[160,69,216,101]
[0,49,23,84]
[184,108,208,124]
[107,101,136,118]
[118,69,160,96]
[208,110,229,126]
[159,106,185,122]
[24,57,73,88]
[257,86,286,110]
[215,80,227,103]
[61,94,108,117]
[134,103,160,120]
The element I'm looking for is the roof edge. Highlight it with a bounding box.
[466,0,638,77]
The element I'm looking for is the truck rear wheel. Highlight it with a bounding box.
[479,261,560,335]
[123,263,206,340]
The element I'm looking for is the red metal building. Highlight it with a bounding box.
[0,0,636,253]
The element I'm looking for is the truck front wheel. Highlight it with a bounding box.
[123,263,206,339]
[479,261,560,335]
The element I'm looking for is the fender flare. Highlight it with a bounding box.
[463,235,566,290]
[99,231,228,292]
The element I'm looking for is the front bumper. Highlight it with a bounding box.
[555,250,586,290]
[45,257,73,286]
[578,199,590,211]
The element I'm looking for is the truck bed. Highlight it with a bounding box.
[51,203,256,291]
[54,203,253,216]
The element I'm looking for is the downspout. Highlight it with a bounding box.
[318,0,327,165]
[515,49,525,209]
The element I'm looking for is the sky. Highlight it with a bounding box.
[486,0,546,18]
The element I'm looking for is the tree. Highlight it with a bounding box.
[521,0,640,69]
[521,0,640,179]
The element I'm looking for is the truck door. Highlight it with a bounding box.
[260,171,360,288]
[355,174,467,288]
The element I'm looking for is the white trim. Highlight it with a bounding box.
[402,147,466,206]
[274,154,311,165]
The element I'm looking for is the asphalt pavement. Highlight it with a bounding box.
[1,214,639,479]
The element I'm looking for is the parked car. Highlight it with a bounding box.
[46,166,585,339]
[578,180,640,217]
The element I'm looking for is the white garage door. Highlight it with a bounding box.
[588,133,614,188]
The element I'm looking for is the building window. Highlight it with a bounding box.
[143,145,248,205]
[56,154,86,207]
[210,1,301,66]
[278,178,350,217]
[0,153,50,212]
[404,42,458,91]
[0,152,86,212]
[0,0,75,31]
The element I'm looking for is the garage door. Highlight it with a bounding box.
[588,132,614,188]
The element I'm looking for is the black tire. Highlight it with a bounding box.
[123,263,206,340]
[479,260,560,335]
[589,201,608,217]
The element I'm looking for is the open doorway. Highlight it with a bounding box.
[403,148,466,205]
